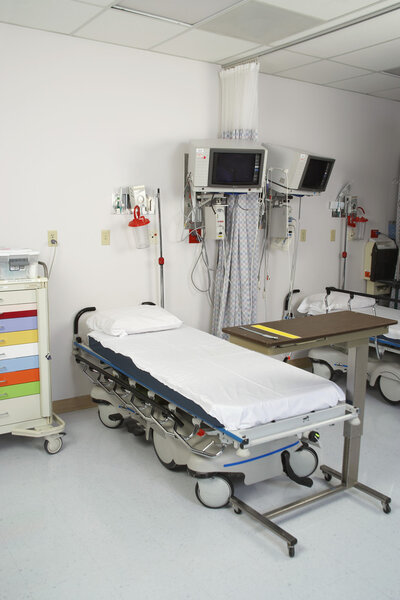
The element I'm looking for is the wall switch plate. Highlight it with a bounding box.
[300,229,307,242]
[101,230,110,245]
[48,230,58,246]
[149,229,159,245]
[330,229,336,242]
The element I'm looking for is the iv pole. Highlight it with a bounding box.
[157,188,165,308]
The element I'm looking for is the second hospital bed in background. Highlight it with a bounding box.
[297,287,400,404]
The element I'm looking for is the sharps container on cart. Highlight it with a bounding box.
[129,206,150,249]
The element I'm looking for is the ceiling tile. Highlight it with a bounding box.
[328,72,400,93]
[258,49,317,73]
[256,0,381,21]
[0,0,103,34]
[289,8,400,59]
[372,87,400,101]
[334,37,400,71]
[115,0,243,25]
[152,29,260,62]
[219,44,270,66]
[278,59,369,84]
[74,8,186,49]
[73,0,113,6]
[198,1,322,45]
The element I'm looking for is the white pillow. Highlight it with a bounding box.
[297,292,376,315]
[86,305,183,337]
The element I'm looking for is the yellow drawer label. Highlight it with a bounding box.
[0,330,38,347]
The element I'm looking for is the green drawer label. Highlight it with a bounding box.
[0,381,40,400]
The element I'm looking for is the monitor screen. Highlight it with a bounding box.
[300,157,335,192]
[209,149,264,188]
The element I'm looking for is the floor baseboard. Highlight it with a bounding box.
[54,395,95,414]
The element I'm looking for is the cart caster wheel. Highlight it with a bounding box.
[382,502,391,514]
[98,406,124,429]
[324,473,332,482]
[195,476,233,509]
[152,430,186,471]
[234,507,242,514]
[288,545,295,558]
[44,437,63,454]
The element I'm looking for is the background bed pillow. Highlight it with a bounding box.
[86,305,183,336]
[297,291,376,315]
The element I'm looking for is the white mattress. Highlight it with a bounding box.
[88,325,345,431]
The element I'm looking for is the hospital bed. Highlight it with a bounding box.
[297,287,400,404]
[73,303,362,557]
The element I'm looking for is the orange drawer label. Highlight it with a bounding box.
[0,368,40,387]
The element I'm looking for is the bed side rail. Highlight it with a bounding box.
[73,307,96,342]
[326,286,382,302]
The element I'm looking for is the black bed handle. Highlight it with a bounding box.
[73,307,96,336]
[326,286,382,301]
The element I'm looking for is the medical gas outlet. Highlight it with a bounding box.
[204,205,225,240]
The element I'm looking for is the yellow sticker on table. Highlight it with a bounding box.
[0,330,38,347]
[252,324,300,339]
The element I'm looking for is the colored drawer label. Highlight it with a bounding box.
[0,368,39,387]
[0,309,37,320]
[0,381,40,400]
[0,343,39,360]
[0,356,39,374]
[0,316,38,333]
[0,330,38,347]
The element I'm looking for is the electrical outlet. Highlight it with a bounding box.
[101,230,110,245]
[300,229,307,242]
[149,229,159,245]
[48,230,58,246]
[330,229,336,242]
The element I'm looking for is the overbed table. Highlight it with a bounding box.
[223,311,397,556]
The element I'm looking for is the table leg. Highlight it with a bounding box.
[341,341,368,486]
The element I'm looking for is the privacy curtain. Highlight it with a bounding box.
[212,62,260,337]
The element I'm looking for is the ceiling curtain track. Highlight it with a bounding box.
[212,62,260,338]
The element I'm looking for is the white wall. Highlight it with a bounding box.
[1,23,399,402]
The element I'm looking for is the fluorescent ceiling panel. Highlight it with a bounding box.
[152,29,260,62]
[373,88,400,100]
[328,72,400,93]
[290,8,400,58]
[258,49,317,73]
[75,8,186,49]
[279,59,369,84]
[335,37,400,71]
[198,1,322,45]
[0,0,103,34]
[115,0,243,25]
[256,0,382,21]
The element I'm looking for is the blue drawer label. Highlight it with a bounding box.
[0,355,39,374]
[0,316,37,333]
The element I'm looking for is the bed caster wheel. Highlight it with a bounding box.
[378,376,400,405]
[44,437,63,454]
[288,545,295,558]
[98,406,124,429]
[382,502,391,514]
[152,430,186,471]
[234,507,242,515]
[324,473,332,482]
[195,476,233,509]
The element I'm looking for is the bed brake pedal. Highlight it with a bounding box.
[281,450,313,488]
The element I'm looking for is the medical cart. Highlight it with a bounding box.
[0,277,65,452]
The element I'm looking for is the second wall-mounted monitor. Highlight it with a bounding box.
[263,143,335,194]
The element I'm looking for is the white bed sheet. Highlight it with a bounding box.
[88,325,345,431]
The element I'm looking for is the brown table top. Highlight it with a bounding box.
[223,311,397,348]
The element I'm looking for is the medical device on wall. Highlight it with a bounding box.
[112,185,155,215]
[188,139,267,193]
[364,234,398,295]
[263,143,335,194]
[204,205,225,240]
